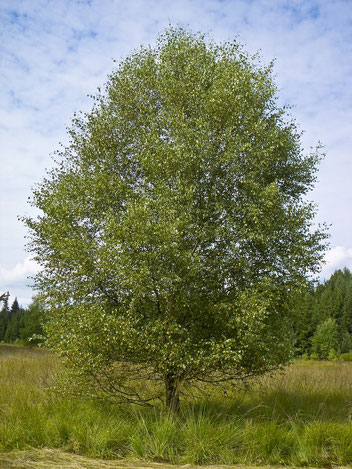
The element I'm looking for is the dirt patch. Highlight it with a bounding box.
[0,449,348,469]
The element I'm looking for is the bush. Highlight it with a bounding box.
[338,352,352,362]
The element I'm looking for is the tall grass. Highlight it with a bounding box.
[1,344,352,465]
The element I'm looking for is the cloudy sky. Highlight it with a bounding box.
[1,0,351,306]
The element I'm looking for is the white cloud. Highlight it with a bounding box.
[0,257,40,286]
[0,257,40,307]
[320,246,352,280]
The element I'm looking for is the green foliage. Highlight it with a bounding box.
[0,296,46,345]
[20,296,46,345]
[0,293,9,342]
[338,351,352,362]
[340,330,352,354]
[24,27,327,407]
[311,318,340,359]
[291,288,316,355]
[3,298,23,343]
[328,348,339,361]
[293,268,352,358]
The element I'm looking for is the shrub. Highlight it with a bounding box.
[338,352,352,362]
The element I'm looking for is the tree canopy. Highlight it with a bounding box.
[24,27,327,410]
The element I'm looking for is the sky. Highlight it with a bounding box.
[1,0,351,306]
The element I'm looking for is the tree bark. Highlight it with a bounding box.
[165,373,180,414]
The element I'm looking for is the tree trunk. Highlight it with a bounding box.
[165,373,180,414]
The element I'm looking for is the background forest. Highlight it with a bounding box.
[2,267,352,361]
[294,268,352,359]
[0,295,44,346]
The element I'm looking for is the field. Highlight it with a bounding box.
[1,344,352,468]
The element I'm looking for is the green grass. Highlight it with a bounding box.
[1,344,352,466]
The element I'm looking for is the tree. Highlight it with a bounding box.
[20,295,46,345]
[291,268,352,357]
[4,298,24,343]
[291,287,316,355]
[0,292,9,342]
[311,318,339,359]
[0,293,9,305]
[24,27,327,411]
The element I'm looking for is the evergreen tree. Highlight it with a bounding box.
[0,292,10,342]
[20,296,46,345]
[291,288,316,355]
[4,298,24,343]
[293,268,352,356]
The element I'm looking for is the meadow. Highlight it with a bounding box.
[1,344,352,467]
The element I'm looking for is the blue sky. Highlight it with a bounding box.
[1,0,352,306]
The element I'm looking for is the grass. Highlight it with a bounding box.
[1,344,352,466]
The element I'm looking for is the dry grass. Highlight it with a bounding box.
[1,448,349,469]
[0,448,127,468]
[259,359,352,392]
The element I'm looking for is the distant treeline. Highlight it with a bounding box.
[293,268,352,358]
[1,268,352,357]
[0,295,45,345]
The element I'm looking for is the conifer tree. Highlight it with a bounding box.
[20,296,46,345]
[4,298,23,343]
[0,292,10,342]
